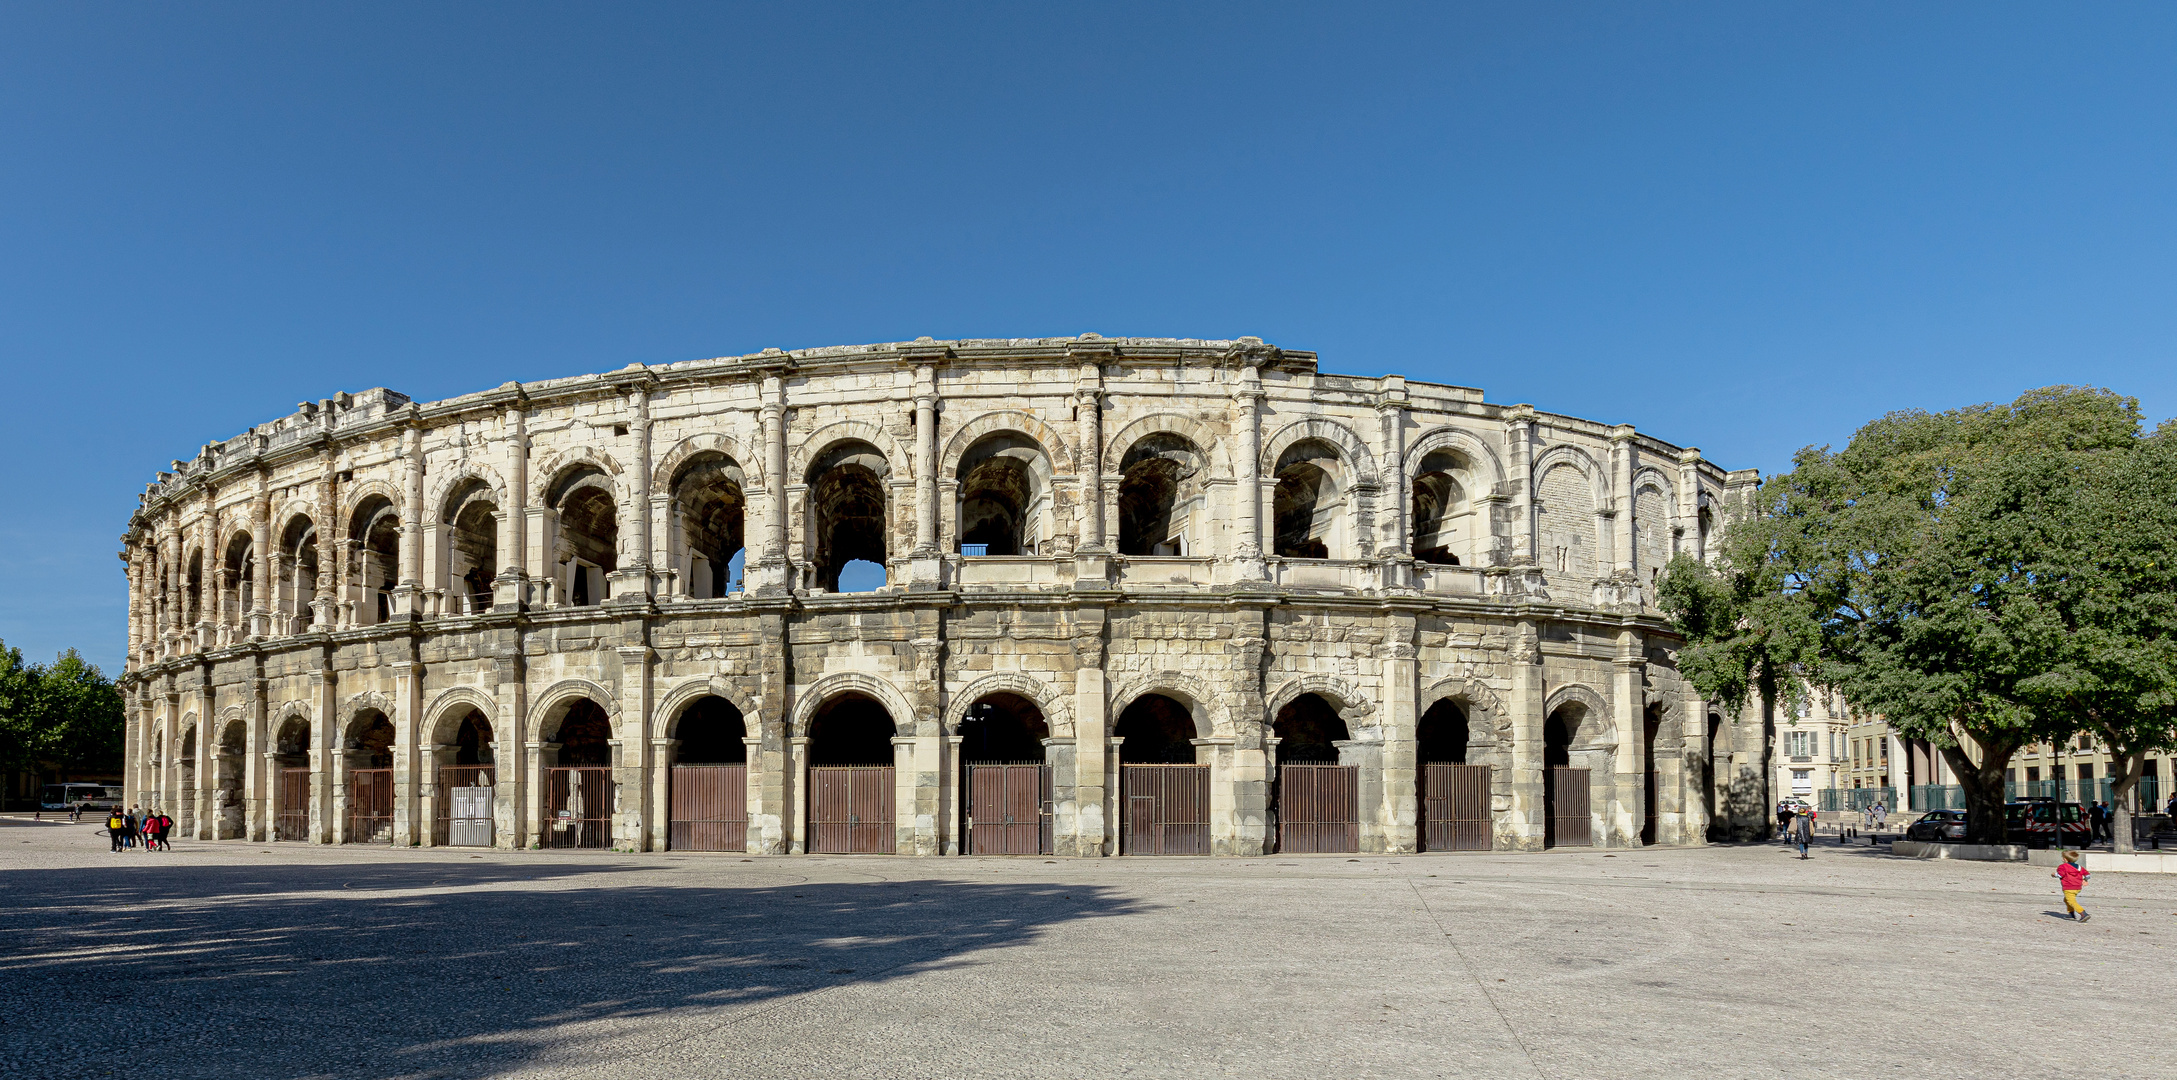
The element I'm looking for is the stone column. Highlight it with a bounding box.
[787,735,809,854]
[1234,371,1266,577]
[193,687,216,839]
[612,384,654,601]
[313,454,338,631]
[398,423,425,613]
[760,373,789,593]
[496,395,529,610]
[914,369,938,554]
[1381,607,1420,853]
[1070,616,1108,856]
[498,652,529,849]
[246,672,269,840]
[616,645,655,850]
[1610,425,1635,576]
[1076,375,1104,551]
[1612,628,1646,847]
[1506,407,1536,565]
[1506,618,1545,850]
[314,654,337,844]
[1675,448,1702,560]
[741,736,764,854]
[893,736,919,855]
[1684,693,1712,845]
[1377,379,1409,583]
[1226,604,1271,857]
[940,733,965,855]
[125,547,143,665]
[250,478,272,639]
[649,738,673,851]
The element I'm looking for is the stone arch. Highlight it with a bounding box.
[790,671,917,738]
[340,479,403,525]
[943,672,1075,739]
[939,410,1076,480]
[423,463,509,526]
[1259,417,1379,485]
[1419,676,1505,727]
[1405,425,1508,492]
[657,675,765,738]
[1544,683,1617,748]
[791,420,910,487]
[1107,671,1228,739]
[1102,413,1229,477]
[1264,674,1378,735]
[343,691,397,732]
[424,686,499,745]
[529,679,623,742]
[652,431,766,493]
[271,699,313,729]
[1530,445,1608,502]
[1631,466,1677,507]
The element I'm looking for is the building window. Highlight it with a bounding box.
[2078,762,2094,782]
[2026,766,2040,783]
[1787,731,1814,758]
[1791,769,1813,795]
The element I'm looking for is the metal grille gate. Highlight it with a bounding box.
[1122,764,1210,855]
[669,765,749,852]
[1547,766,1592,847]
[275,767,310,841]
[1421,763,1491,852]
[438,765,494,847]
[1277,764,1359,854]
[966,764,1052,855]
[544,767,612,849]
[345,768,394,844]
[810,766,894,854]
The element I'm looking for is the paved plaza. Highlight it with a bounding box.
[3,816,2172,1080]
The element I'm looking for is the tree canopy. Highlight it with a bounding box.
[1662,387,2177,844]
[0,641,125,783]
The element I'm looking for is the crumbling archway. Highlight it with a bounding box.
[549,465,618,606]
[955,432,1052,556]
[673,452,747,598]
[1117,433,1207,556]
[443,479,500,614]
[806,440,889,592]
[1273,439,1347,559]
[1411,448,1479,566]
[348,495,400,624]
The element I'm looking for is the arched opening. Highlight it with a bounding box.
[1273,439,1345,559]
[552,699,613,766]
[278,515,319,632]
[1418,698,1490,851]
[344,709,395,844]
[214,719,246,839]
[956,432,1051,556]
[669,695,749,852]
[440,708,496,848]
[1117,433,1206,556]
[674,696,748,764]
[1272,693,1358,854]
[1536,463,1598,579]
[349,495,401,625]
[1544,704,1593,848]
[807,441,889,592]
[959,692,1053,855]
[1706,711,1725,831]
[807,692,895,765]
[673,452,746,598]
[1697,505,1715,561]
[445,480,499,614]
[1411,449,1477,566]
[1418,700,1470,764]
[1271,694,1349,763]
[1116,693,1209,855]
[1641,703,1664,846]
[273,713,311,841]
[1634,485,1671,587]
[1116,694,1197,764]
[550,466,618,606]
[184,550,204,630]
[806,691,898,854]
[177,724,197,834]
[222,531,255,631]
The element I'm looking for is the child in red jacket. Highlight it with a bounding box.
[2054,850,2090,922]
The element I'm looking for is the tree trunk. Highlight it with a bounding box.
[2108,745,2146,855]
[1940,733,2018,846]
[1756,668,1779,840]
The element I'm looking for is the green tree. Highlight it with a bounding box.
[0,641,39,778]
[37,649,126,779]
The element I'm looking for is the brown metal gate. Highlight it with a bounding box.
[1277,764,1358,853]
[1122,764,1210,855]
[1422,763,1492,852]
[669,764,749,852]
[275,767,310,841]
[345,768,394,844]
[437,766,494,846]
[810,766,894,854]
[544,766,612,849]
[966,764,1052,855]
[1547,765,1592,847]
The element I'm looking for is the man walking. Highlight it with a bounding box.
[1791,808,1814,859]
[105,809,127,852]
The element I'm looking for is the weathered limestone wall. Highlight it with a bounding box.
[119,336,1761,856]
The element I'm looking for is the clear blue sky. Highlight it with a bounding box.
[4,4,2173,674]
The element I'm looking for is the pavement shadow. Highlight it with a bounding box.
[0,857,1137,1079]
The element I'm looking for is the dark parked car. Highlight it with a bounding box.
[1905,810,1967,842]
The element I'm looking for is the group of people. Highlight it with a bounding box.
[1861,802,1889,831]
[102,806,173,852]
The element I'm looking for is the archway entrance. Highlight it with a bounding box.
[343,710,395,844]
[273,715,310,842]
[1544,705,1593,848]
[1418,699,1490,852]
[1116,694,1208,855]
[1271,694,1356,854]
[1641,704,1663,846]
[438,709,496,847]
[806,692,896,854]
[959,693,1052,855]
[668,696,749,852]
[214,721,245,839]
[544,699,612,849]
[177,725,197,836]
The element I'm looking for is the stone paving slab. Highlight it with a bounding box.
[3,818,2172,1080]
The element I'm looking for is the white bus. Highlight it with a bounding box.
[40,784,123,812]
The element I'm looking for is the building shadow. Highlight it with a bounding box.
[0,856,1139,1079]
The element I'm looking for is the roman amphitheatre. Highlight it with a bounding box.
[117,334,1758,857]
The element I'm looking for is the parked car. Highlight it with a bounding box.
[2004,801,2091,848]
[1905,809,1967,842]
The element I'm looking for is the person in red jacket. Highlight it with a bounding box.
[2054,849,2090,922]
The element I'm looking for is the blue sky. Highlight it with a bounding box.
[4,4,2173,674]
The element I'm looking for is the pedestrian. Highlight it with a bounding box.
[70,802,82,824]
[2054,849,2090,922]
[155,811,174,851]
[1777,803,1793,842]
[141,810,160,853]
[1791,808,1814,859]
[105,809,127,853]
[1875,802,1888,830]
[2093,802,2111,844]
[123,807,139,849]
[2166,793,2177,818]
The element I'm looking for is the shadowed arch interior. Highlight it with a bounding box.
[274,714,310,765]
[1271,693,1349,763]
[1418,699,1471,763]
[278,514,319,628]
[550,466,618,606]
[959,692,1049,762]
[553,700,612,766]
[349,494,401,623]
[807,441,889,592]
[674,452,746,598]
[453,709,494,765]
[347,710,395,768]
[1116,694,1197,764]
[444,479,499,612]
[1273,439,1344,559]
[222,530,255,627]
[1411,448,1475,566]
[674,696,748,764]
[807,692,896,765]
[1117,433,1206,556]
[955,432,1050,556]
